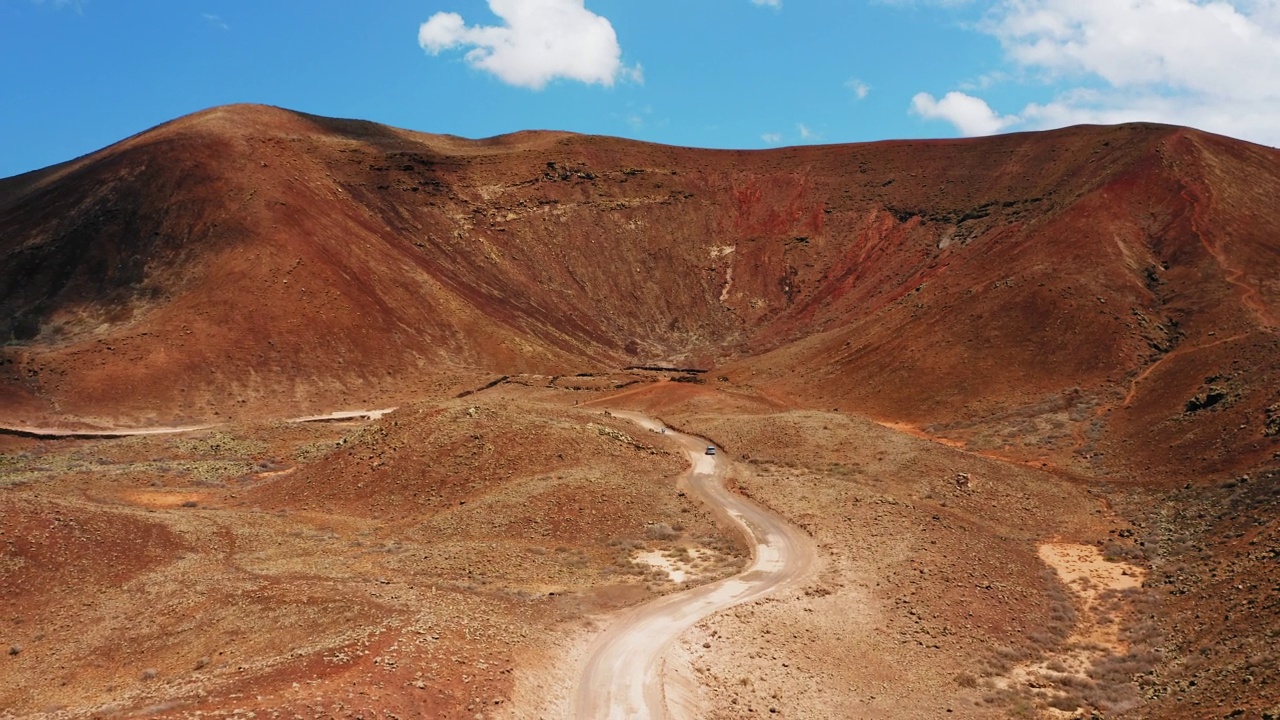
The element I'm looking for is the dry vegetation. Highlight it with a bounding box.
[2,382,1277,719]
[604,396,1276,720]
[655,408,1119,717]
[0,386,749,719]
[2,105,1279,718]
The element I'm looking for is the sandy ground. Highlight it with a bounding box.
[3,105,1279,719]
[0,388,749,720]
[618,402,1162,719]
[570,413,816,719]
[3,382,1276,718]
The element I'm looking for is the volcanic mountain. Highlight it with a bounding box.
[3,105,1280,719]
[2,104,1276,479]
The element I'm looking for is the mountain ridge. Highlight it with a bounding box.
[2,103,1276,479]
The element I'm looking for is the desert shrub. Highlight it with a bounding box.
[1102,540,1146,562]
[1047,692,1085,711]
[645,522,681,541]
[174,432,263,458]
[994,644,1031,663]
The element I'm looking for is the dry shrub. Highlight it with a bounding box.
[1047,692,1086,712]
[645,522,681,541]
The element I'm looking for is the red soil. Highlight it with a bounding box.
[3,106,1276,485]
[2,105,1279,718]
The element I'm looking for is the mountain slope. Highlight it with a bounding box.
[1,104,1276,477]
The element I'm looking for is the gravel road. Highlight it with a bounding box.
[572,411,817,719]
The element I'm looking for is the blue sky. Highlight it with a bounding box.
[3,0,1278,178]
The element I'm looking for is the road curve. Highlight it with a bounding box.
[572,411,816,720]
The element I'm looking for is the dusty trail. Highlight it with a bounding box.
[1118,332,1253,408]
[284,408,397,423]
[0,423,215,439]
[1180,184,1279,330]
[0,408,399,439]
[2,405,817,718]
[572,411,816,720]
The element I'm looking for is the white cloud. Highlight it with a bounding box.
[761,132,783,144]
[202,13,229,31]
[751,0,782,7]
[912,0,1280,145]
[418,0,638,90]
[846,78,871,100]
[32,0,85,11]
[797,123,817,140]
[873,0,972,7]
[911,91,1018,136]
[957,70,1009,93]
[623,102,654,129]
[621,63,645,85]
[990,0,1280,98]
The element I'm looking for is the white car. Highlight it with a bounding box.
[705,446,716,455]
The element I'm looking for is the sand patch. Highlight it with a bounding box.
[632,548,717,584]
[119,490,208,508]
[253,466,297,480]
[871,419,968,449]
[989,542,1151,715]
[1038,542,1144,609]
[1038,542,1146,656]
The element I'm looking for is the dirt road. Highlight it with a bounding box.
[0,423,215,439]
[0,408,398,439]
[572,411,816,719]
[285,408,397,423]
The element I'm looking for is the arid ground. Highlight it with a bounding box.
[2,106,1278,719]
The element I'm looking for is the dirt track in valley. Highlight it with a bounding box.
[0,423,215,439]
[0,408,399,440]
[572,411,817,719]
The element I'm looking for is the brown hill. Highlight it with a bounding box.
[2,104,1276,480]
[3,105,1280,718]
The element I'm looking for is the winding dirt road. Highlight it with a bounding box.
[572,411,816,719]
[4,405,816,717]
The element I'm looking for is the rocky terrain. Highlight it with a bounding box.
[638,386,1279,719]
[1,105,1277,718]
[2,386,750,719]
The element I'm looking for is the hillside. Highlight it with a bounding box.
[2,105,1280,718]
[2,104,1277,482]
